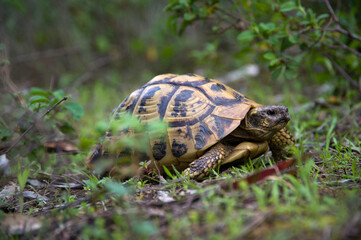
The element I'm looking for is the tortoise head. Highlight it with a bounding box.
[241,105,290,141]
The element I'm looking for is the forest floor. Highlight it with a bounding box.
[1,84,361,240]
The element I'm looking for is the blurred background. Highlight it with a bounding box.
[1,0,360,170]
[1,1,361,238]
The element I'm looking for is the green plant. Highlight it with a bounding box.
[166,0,361,94]
[27,87,84,121]
[0,86,84,175]
[17,164,29,213]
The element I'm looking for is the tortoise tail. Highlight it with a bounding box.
[85,144,104,169]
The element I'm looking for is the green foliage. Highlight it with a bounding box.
[104,181,129,197]
[0,85,84,176]
[64,102,84,121]
[166,0,219,34]
[166,0,361,91]
[17,164,29,213]
[105,113,168,154]
[1,1,361,239]
[28,87,84,121]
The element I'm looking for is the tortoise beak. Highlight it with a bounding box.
[277,117,289,124]
[279,112,290,124]
[277,106,290,124]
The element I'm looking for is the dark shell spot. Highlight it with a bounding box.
[112,97,131,120]
[147,78,209,88]
[194,123,213,150]
[174,90,194,103]
[185,73,196,76]
[158,95,169,116]
[173,106,187,117]
[112,95,129,117]
[233,92,246,102]
[124,88,145,115]
[211,84,222,92]
[125,103,134,111]
[213,97,240,106]
[204,77,211,82]
[157,86,179,120]
[152,142,167,161]
[172,140,188,157]
[186,125,193,139]
[172,89,193,117]
[177,129,182,134]
[210,83,226,92]
[140,86,161,107]
[106,131,112,137]
[162,76,177,82]
[147,76,176,86]
[217,83,226,90]
[124,95,141,115]
[138,106,147,113]
[169,105,215,127]
[212,116,234,139]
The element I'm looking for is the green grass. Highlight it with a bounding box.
[1,80,361,240]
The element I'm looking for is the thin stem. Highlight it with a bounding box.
[323,0,361,43]
[325,55,361,94]
[323,0,339,23]
[327,27,361,43]
[331,38,361,57]
[5,97,68,154]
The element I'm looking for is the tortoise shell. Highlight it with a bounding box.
[107,73,261,171]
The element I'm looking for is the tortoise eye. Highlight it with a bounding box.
[267,110,276,116]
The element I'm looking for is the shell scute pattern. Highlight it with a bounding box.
[109,74,259,165]
[112,88,144,120]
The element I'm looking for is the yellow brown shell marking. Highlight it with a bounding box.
[86,73,271,177]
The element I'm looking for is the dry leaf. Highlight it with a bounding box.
[22,191,49,201]
[0,183,19,200]
[157,191,174,203]
[44,141,78,154]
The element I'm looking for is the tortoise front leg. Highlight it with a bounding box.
[268,128,295,161]
[221,141,269,165]
[183,142,232,179]
[183,141,268,180]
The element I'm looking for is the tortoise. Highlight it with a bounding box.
[85,73,295,179]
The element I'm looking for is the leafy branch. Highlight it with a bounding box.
[166,0,361,94]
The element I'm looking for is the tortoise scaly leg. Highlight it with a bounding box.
[268,127,295,161]
[221,141,269,165]
[184,141,269,179]
[183,143,232,179]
